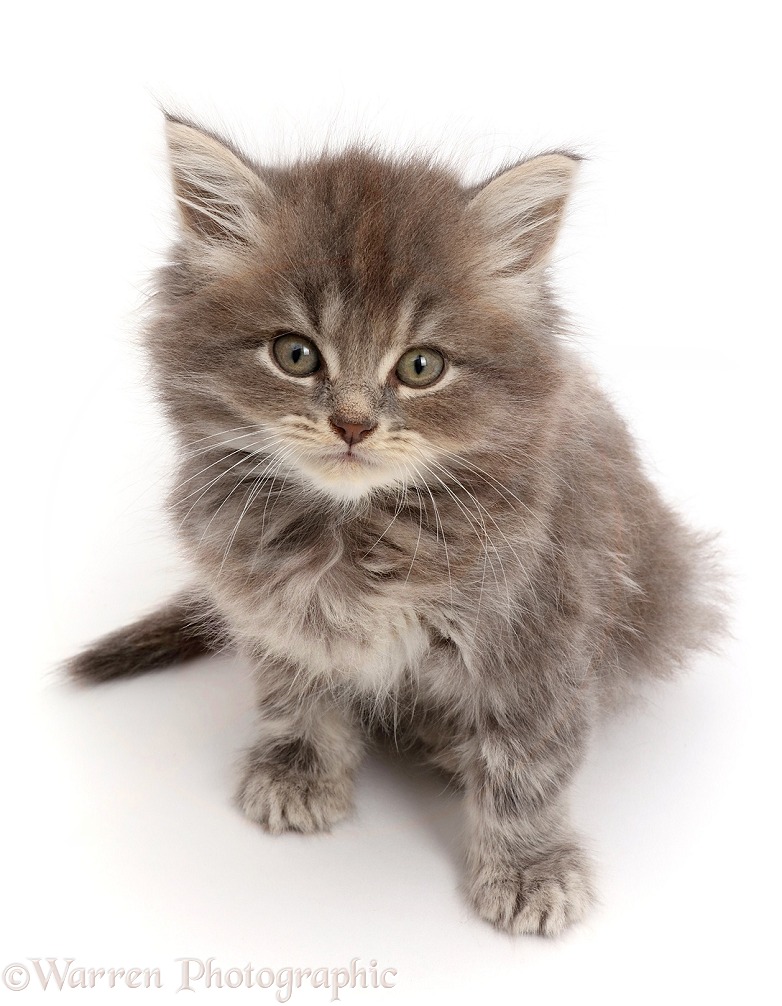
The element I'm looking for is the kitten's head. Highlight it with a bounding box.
[150,116,578,503]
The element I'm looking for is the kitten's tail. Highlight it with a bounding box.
[66,593,227,685]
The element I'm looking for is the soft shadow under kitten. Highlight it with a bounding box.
[67,115,724,936]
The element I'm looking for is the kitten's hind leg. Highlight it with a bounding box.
[237,664,363,834]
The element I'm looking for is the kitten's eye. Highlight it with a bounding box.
[395,347,445,388]
[271,333,321,377]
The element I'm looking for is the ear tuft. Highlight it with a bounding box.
[164,116,272,244]
[468,153,579,273]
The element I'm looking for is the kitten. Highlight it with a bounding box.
[67,114,724,936]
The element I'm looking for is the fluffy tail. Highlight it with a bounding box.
[67,593,227,684]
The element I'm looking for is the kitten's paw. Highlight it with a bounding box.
[237,763,354,835]
[469,844,595,937]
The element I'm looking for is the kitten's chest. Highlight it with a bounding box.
[238,524,432,690]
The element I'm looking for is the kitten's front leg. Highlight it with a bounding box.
[237,665,363,834]
[465,694,595,936]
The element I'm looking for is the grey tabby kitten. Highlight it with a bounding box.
[68,114,723,936]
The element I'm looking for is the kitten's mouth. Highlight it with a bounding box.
[293,444,397,500]
[331,448,372,467]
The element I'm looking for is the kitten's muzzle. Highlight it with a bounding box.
[329,415,377,446]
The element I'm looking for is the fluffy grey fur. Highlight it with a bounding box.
[67,114,724,936]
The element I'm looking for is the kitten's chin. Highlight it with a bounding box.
[293,453,401,503]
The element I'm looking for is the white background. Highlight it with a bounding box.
[2,1,780,1003]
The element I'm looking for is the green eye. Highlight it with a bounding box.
[395,347,445,388]
[272,333,321,377]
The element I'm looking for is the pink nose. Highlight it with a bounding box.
[329,416,376,445]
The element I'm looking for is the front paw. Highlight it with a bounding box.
[236,761,354,835]
[469,843,595,936]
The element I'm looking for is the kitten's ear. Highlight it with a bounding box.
[467,153,579,273]
[164,116,272,244]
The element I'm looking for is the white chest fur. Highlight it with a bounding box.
[227,559,431,693]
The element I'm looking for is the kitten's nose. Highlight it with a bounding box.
[329,415,377,445]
